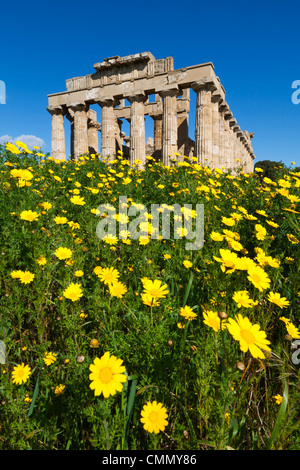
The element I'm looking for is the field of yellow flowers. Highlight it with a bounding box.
[0,141,299,450]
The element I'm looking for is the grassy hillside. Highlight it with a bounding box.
[0,141,299,450]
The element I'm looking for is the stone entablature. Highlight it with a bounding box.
[47,52,255,171]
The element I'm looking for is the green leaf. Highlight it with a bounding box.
[27,369,40,417]
[182,272,194,307]
[266,378,289,450]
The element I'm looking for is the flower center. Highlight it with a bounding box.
[240,329,255,344]
[98,367,113,384]
[148,411,159,423]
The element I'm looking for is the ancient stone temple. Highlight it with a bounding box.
[47,52,255,171]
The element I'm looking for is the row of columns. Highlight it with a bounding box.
[47,85,254,171]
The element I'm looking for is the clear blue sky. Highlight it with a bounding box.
[1,0,300,167]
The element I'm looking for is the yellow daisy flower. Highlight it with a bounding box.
[89,351,127,398]
[226,314,271,359]
[140,401,168,434]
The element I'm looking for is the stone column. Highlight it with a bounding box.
[87,110,100,155]
[158,87,179,165]
[223,108,233,170]
[127,92,147,166]
[192,78,218,166]
[153,116,162,160]
[229,118,237,169]
[98,98,117,160]
[69,102,89,160]
[47,105,66,160]
[211,91,222,169]
[66,110,74,159]
[218,101,226,168]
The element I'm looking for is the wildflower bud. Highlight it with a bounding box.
[167,339,174,347]
[236,361,245,371]
[285,334,293,342]
[218,311,227,319]
[76,354,85,364]
[90,339,100,348]
[190,345,197,352]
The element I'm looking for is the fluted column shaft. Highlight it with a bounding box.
[127,93,147,166]
[192,79,217,165]
[211,93,222,168]
[159,88,179,165]
[47,106,65,160]
[69,103,89,160]
[99,99,116,159]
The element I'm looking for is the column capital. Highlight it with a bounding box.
[191,76,218,93]
[88,119,101,130]
[211,91,223,104]
[97,97,119,108]
[224,109,233,120]
[219,101,229,113]
[47,105,65,116]
[125,91,147,103]
[69,102,89,112]
[156,86,180,99]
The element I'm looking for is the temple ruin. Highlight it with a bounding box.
[47,52,255,171]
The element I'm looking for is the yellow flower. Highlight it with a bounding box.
[41,202,53,211]
[54,384,66,395]
[108,281,128,298]
[20,210,40,221]
[233,291,257,308]
[213,249,240,274]
[183,260,193,268]
[210,231,224,241]
[141,293,160,307]
[54,247,73,260]
[54,216,68,224]
[268,292,290,309]
[103,234,118,245]
[222,217,236,226]
[163,254,171,260]
[203,310,226,332]
[12,363,31,385]
[255,224,267,241]
[122,177,132,185]
[74,270,84,277]
[19,271,35,284]
[93,266,103,276]
[226,314,271,359]
[285,322,300,339]
[280,318,300,339]
[6,142,21,154]
[287,234,299,244]
[140,401,168,434]
[37,255,47,265]
[70,195,86,205]
[43,352,57,366]
[98,267,120,285]
[180,305,197,321]
[10,270,23,279]
[142,279,169,300]
[273,394,283,405]
[63,283,83,302]
[247,265,271,291]
[89,351,127,398]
